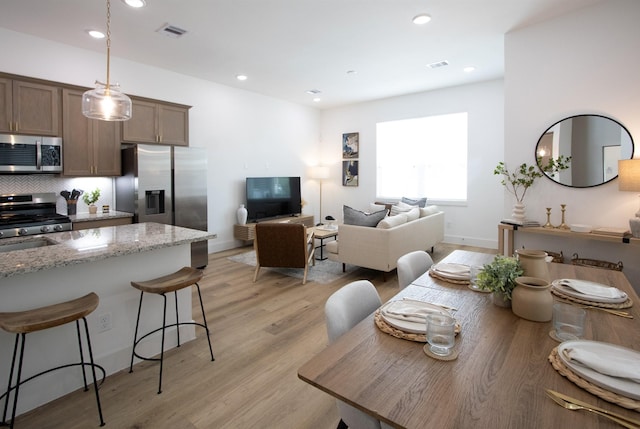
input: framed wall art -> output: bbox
[342,160,359,187]
[342,132,359,159]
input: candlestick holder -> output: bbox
[543,208,554,228]
[558,204,570,230]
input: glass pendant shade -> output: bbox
[82,82,132,121]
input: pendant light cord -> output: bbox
[105,0,112,92]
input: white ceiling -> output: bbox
[0,0,603,109]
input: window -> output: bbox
[376,112,468,202]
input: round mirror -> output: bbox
[536,114,634,188]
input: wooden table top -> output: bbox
[298,250,640,428]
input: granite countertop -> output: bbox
[69,210,134,223]
[0,222,216,278]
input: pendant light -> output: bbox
[82,0,132,121]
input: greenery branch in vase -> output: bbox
[476,255,523,307]
[83,188,101,214]
[494,155,570,222]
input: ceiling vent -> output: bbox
[306,89,322,95]
[427,60,449,69]
[156,24,188,39]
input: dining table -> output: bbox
[298,250,640,428]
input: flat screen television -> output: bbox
[246,176,302,222]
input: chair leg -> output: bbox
[253,264,260,282]
[158,294,168,394]
[195,283,215,361]
[7,334,26,429]
[75,320,89,391]
[337,419,349,429]
[129,291,144,373]
[80,317,105,426]
[1,334,19,425]
[174,291,181,347]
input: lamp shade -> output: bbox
[82,83,132,121]
[618,159,640,192]
[309,166,330,180]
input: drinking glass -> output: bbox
[469,265,483,289]
[553,303,586,341]
[426,314,456,356]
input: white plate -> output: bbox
[551,280,628,304]
[558,340,640,400]
[379,300,450,334]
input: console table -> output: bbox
[498,223,640,256]
[234,214,314,241]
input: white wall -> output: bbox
[504,0,640,292]
[0,28,321,252]
[320,79,504,248]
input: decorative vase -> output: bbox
[512,203,526,222]
[89,204,98,214]
[237,204,248,225]
[512,277,553,322]
[492,291,511,308]
[515,249,549,282]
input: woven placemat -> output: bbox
[374,310,461,343]
[551,287,633,309]
[423,343,459,361]
[428,269,470,285]
[548,347,640,411]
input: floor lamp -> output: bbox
[618,159,640,237]
[310,166,330,225]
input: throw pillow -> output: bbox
[420,205,439,217]
[401,196,428,208]
[343,205,387,227]
[369,203,389,215]
[377,214,408,229]
[405,207,420,222]
[390,201,417,216]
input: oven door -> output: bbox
[0,135,62,173]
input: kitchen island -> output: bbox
[0,222,215,416]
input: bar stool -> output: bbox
[129,266,214,394]
[0,293,105,428]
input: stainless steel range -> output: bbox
[0,193,72,238]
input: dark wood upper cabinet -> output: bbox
[0,77,61,136]
[122,99,190,146]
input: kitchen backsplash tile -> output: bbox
[0,176,114,215]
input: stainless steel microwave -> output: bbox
[0,134,63,173]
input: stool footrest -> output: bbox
[131,321,213,364]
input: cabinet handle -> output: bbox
[14,122,18,132]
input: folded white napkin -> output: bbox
[381,300,447,324]
[557,279,625,299]
[433,263,470,275]
[563,347,640,384]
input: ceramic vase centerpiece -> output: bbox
[475,255,523,308]
[237,204,248,225]
[515,249,549,282]
[512,276,553,322]
[83,188,101,215]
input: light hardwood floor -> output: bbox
[12,243,494,429]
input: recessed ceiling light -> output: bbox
[464,66,476,73]
[87,30,105,39]
[313,98,321,103]
[122,0,146,8]
[236,75,248,81]
[412,14,431,25]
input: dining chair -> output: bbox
[325,280,388,429]
[253,222,315,284]
[397,250,434,289]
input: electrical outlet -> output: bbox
[97,313,112,333]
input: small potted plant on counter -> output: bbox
[476,255,523,308]
[83,188,101,214]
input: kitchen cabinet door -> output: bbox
[122,99,189,146]
[0,78,61,136]
[62,89,120,176]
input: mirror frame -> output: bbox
[536,114,634,188]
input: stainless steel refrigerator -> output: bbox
[116,144,209,268]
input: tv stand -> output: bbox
[234,214,314,242]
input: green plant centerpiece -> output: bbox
[83,188,101,214]
[476,255,524,307]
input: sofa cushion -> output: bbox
[326,240,339,254]
[390,201,417,216]
[401,196,428,207]
[343,205,387,227]
[377,213,408,229]
[405,207,420,222]
[369,203,389,215]
[420,205,440,217]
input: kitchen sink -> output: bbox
[0,238,58,253]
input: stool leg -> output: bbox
[129,291,144,373]
[75,320,89,391]
[1,334,20,427]
[158,293,168,394]
[8,334,26,429]
[174,291,181,347]
[81,317,105,426]
[195,282,215,361]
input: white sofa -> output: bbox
[325,206,444,274]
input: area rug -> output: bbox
[228,250,347,284]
